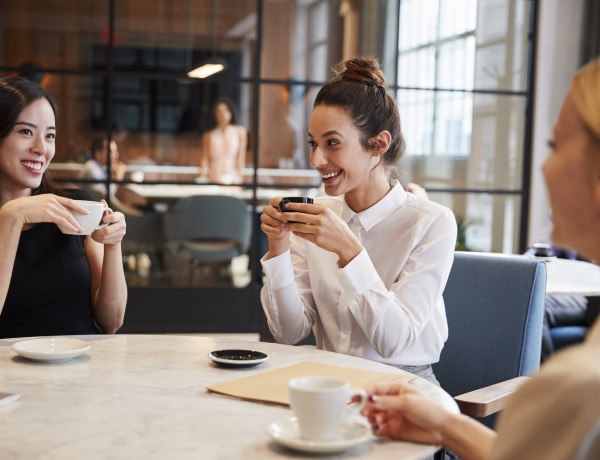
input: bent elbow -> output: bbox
[106,318,124,334]
[97,313,125,334]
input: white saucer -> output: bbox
[12,337,91,362]
[527,254,557,262]
[266,415,372,454]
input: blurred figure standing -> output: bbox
[200,98,247,184]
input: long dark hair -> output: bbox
[205,97,239,131]
[0,76,65,196]
[314,57,405,167]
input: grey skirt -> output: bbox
[395,364,440,386]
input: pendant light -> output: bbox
[187,0,226,79]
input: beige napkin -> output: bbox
[206,361,414,406]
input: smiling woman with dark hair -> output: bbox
[0,76,128,338]
[259,57,457,384]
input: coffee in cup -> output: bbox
[58,200,111,235]
[288,376,367,442]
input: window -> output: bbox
[396,0,534,253]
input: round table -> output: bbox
[0,334,457,459]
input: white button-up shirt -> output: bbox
[261,182,457,366]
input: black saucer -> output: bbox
[208,349,269,368]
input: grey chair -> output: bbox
[122,211,166,281]
[162,195,252,285]
[433,251,547,429]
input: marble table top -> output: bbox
[0,334,457,460]
[543,257,600,296]
[464,251,600,296]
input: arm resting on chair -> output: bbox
[454,376,530,418]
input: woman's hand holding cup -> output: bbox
[58,200,112,235]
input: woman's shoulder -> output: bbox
[405,192,453,214]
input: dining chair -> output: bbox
[162,194,252,285]
[433,251,547,429]
[122,211,166,280]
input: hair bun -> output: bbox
[335,57,387,89]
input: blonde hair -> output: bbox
[570,57,600,140]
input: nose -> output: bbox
[310,147,327,168]
[32,134,47,155]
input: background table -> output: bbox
[543,257,600,296]
[0,335,457,459]
[465,252,600,296]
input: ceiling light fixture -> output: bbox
[187,57,226,79]
[187,0,226,79]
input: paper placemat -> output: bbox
[206,360,414,406]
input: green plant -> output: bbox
[455,215,470,251]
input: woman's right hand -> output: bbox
[1,194,88,234]
[260,198,291,258]
[361,382,450,446]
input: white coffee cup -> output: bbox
[59,200,111,235]
[288,376,367,442]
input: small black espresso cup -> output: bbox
[279,196,314,212]
[531,242,551,258]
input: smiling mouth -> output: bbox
[321,170,341,179]
[21,160,42,171]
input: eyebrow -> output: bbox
[15,121,56,131]
[307,129,343,139]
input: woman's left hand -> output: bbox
[90,202,126,246]
[282,201,363,266]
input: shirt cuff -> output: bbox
[337,248,379,296]
[261,250,296,289]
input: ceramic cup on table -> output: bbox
[58,200,111,235]
[288,376,367,442]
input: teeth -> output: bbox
[322,171,340,179]
[22,161,42,171]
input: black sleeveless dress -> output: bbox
[0,190,102,338]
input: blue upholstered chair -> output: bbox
[433,251,547,429]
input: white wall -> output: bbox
[528,0,585,244]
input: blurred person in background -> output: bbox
[80,137,148,213]
[199,98,247,184]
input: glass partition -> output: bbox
[0,0,537,319]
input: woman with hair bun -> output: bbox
[260,57,457,383]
